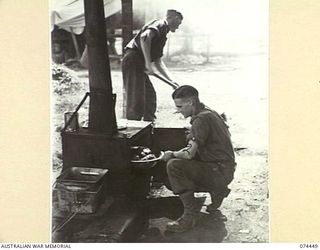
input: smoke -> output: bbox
[133,0,268,54]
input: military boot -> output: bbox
[166,192,201,233]
[206,188,231,213]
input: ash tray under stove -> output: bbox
[56,167,108,184]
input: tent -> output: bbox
[50,0,121,34]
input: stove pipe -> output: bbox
[84,0,117,135]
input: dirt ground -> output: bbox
[52,53,269,242]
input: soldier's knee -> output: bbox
[167,158,183,174]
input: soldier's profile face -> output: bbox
[168,16,182,32]
[174,98,192,118]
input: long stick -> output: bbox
[151,73,179,89]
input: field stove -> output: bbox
[61,117,155,198]
[58,120,186,216]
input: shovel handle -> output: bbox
[151,73,179,89]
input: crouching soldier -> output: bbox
[161,85,236,233]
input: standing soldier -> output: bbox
[122,9,183,121]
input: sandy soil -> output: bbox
[52,53,269,242]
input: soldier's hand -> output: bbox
[172,81,179,89]
[145,68,154,75]
[145,63,155,75]
[161,150,175,162]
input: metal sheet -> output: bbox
[57,167,108,184]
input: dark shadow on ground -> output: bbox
[52,193,228,243]
[52,196,146,243]
[137,196,228,243]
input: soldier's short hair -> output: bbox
[172,85,199,99]
[166,9,183,20]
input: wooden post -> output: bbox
[84,0,117,135]
[121,0,133,54]
[70,28,81,60]
[206,35,210,63]
[121,0,133,118]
